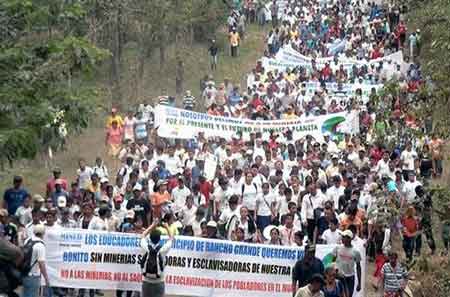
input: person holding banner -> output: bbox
[140,219,174,297]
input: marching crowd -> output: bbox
[1,1,449,297]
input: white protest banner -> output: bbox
[153,105,358,140]
[268,44,405,74]
[45,229,366,297]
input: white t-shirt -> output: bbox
[241,183,259,211]
[326,186,345,208]
[321,229,342,244]
[256,192,276,216]
[213,187,233,213]
[400,150,417,171]
[15,206,32,226]
[403,180,421,204]
[180,205,197,227]
[171,186,191,213]
[77,166,94,190]
[27,237,46,276]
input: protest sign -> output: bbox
[153,105,358,140]
[45,229,366,297]
[266,44,405,75]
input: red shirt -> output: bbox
[199,181,213,203]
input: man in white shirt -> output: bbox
[212,178,233,218]
[171,177,191,215]
[22,224,50,297]
[375,151,391,177]
[400,142,417,180]
[301,183,325,241]
[321,218,341,244]
[326,176,345,208]
[180,196,197,227]
[76,158,93,190]
[402,172,421,205]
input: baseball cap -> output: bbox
[55,179,63,185]
[33,194,45,203]
[206,221,217,228]
[133,183,143,191]
[100,177,109,184]
[341,229,353,238]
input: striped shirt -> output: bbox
[381,262,408,292]
[183,95,196,109]
[158,96,169,106]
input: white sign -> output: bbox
[153,105,359,140]
[45,229,366,297]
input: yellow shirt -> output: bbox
[229,32,240,47]
[157,224,179,236]
[106,115,124,128]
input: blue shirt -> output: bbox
[3,188,28,215]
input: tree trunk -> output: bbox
[109,9,122,107]
[159,31,166,67]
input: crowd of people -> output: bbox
[1,1,449,297]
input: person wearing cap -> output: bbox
[229,27,240,57]
[293,244,325,297]
[106,107,124,128]
[332,229,362,296]
[3,175,29,216]
[46,167,68,198]
[151,180,170,220]
[111,195,127,224]
[22,224,50,297]
[294,273,325,297]
[50,179,69,208]
[126,183,151,227]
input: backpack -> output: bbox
[21,239,44,277]
[140,244,164,278]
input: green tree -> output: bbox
[0,0,108,168]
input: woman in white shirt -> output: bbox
[241,172,259,218]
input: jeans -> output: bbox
[22,275,41,297]
[343,275,355,297]
[231,46,238,57]
[403,235,415,260]
[142,282,164,297]
[256,215,271,232]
